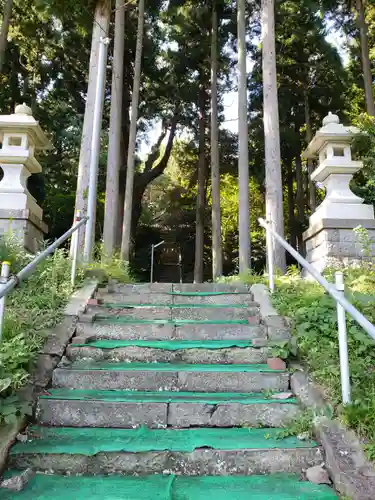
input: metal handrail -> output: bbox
[150,240,165,283]
[259,216,375,404]
[0,215,88,340]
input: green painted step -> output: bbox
[64,362,283,372]
[108,302,254,308]
[168,291,247,296]
[40,389,297,404]
[0,473,338,499]
[94,317,250,324]
[72,339,257,350]
[11,426,318,456]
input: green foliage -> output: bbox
[89,253,134,284]
[0,237,78,425]
[216,270,266,286]
[276,410,314,440]
[272,267,375,454]
[0,394,32,426]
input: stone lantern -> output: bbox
[0,104,50,252]
[302,112,375,272]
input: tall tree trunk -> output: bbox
[356,0,375,116]
[261,0,286,272]
[287,162,297,249]
[0,0,13,74]
[210,0,223,281]
[194,84,207,283]
[121,0,145,261]
[237,0,251,273]
[72,0,110,255]
[116,24,131,250]
[103,0,125,259]
[304,92,316,212]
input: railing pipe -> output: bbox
[150,240,164,283]
[0,261,10,341]
[335,271,351,404]
[71,210,82,287]
[259,217,375,341]
[0,217,88,301]
[266,214,275,293]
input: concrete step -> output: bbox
[66,339,268,364]
[173,283,250,293]
[98,292,255,306]
[10,426,323,476]
[87,304,259,322]
[52,362,289,392]
[0,472,339,499]
[106,282,251,294]
[98,293,174,305]
[36,389,300,428]
[75,321,266,341]
[107,283,173,294]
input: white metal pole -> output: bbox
[266,214,275,293]
[83,37,110,264]
[71,210,81,287]
[237,0,251,273]
[335,271,351,404]
[150,244,154,283]
[0,261,10,342]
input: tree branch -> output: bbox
[144,126,168,172]
[139,114,178,185]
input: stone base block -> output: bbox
[0,209,48,253]
[303,218,375,273]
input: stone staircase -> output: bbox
[3,283,338,499]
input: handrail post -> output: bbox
[0,261,10,341]
[150,240,165,284]
[150,244,154,283]
[266,215,275,293]
[335,271,351,404]
[71,210,81,287]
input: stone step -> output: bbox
[0,472,339,499]
[66,339,268,364]
[87,304,259,322]
[107,283,173,294]
[36,389,300,428]
[76,321,266,341]
[52,362,289,392]
[10,426,323,476]
[106,282,250,294]
[173,283,250,293]
[98,292,255,306]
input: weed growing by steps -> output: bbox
[0,238,80,425]
[89,249,134,283]
[276,410,314,440]
[272,268,375,455]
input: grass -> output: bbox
[0,236,82,424]
[272,267,375,456]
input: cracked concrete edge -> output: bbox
[34,279,99,389]
[250,284,291,341]
[64,279,99,317]
[291,367,375,500]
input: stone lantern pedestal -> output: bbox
[0,104,50,252]
[302,112,375,272]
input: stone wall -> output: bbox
[303,219,375,273]
[0,209,48,253]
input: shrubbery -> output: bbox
[273,267,375,457]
